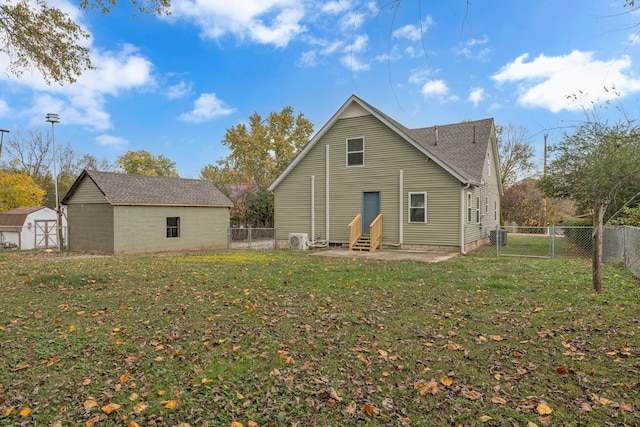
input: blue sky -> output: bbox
[1,0,640,177]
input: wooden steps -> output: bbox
[351,235,372,251]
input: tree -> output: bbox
[496,123,537,188]
[0,171,45,211]
[201,106,313,227]
[540,119,640,292]
[0,0,170,85]
[502,178,575,227]
[116,150,178,177]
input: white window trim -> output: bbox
[476,196,481,223]
[346,137,365,167]
[467,192,472,223]
[408,192,427,223]
[485,196,489,214]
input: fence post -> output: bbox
[496,225,500,257]
[623,225,627,270]
[248,226,252,249]
[274,227,277,250]
[550,225,555,258]
[227,227,231,250]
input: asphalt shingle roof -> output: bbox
[354,96,493,184]
[62,170,233,207]
[0,206,46,231]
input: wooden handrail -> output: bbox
[369,214,383,252]
[349,213,362,249]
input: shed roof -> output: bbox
[62,170,233,207]
[0,206,47,231]
[269,95,498,191]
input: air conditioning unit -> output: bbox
[288,233,309,250]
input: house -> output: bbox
[268,95,503,254]
[61,170,233,254]
[0,206,63,250]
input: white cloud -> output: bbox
[170,0,306,48]
[408,69,431,85]
[166,81,192,99]
[468,88,485,107]
[0,43,155,130]
[340,34,370,71]
[321,1,344,14]
[392,18,433,42]
[492,50,640,112]
[0,99,10,117]
[96,134,129,149]
[179,93,235,123]
[421,80,450,97]
[456,35,490,61]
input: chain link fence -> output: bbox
[228,227,277,250]
[603,225,640,278]
[495,225,640,278]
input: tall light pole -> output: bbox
[0,129,9,161]
[45,113,62,250]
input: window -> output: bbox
[485,197,489,214]
[408,192,427,223]
[476,197,481,223]
[346,137,364,166]
[467,193,472,222]
[166,217,180,238]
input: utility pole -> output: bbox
[543,133,548,228]
[45,113,62,250]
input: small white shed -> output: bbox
[0,206,63,250]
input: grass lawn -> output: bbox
[0,248,638,426]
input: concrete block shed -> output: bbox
[62,170,233,255]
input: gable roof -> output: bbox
[62,170,233,207]
[269,95,497,191]
[0,206,47,230]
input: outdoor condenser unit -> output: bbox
[288,233,309,250]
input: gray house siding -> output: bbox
[113,206,229,255]
[274,114,463,248]
[66,203,115,253]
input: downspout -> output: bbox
[311,175,315,241]
[399,170,404,247]
[461,183,471,255]
[326,145,330,243]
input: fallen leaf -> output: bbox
[536,404,552,415]
[161,400,177,409]
[18,408,31,417]
[362,404,375,416]
[86,415,100,427]
[537,415,553,426]
[69,325,76,332]
[2,409,15,416]
[479,415,493,422]
[555,366,568,375]
[491,396,507,405]
[440,376,453,387]
[527,422,538,427]
[329,388,343,402]
[326,398,336,407]
[377,349,388,358]
[14,362,29,371]
[344,401,357,416]
[489,335,503,341]
[462,390,482,400]
[447,342,465,351]
[202,377,214,383]
[128,423,141,427]
[120,373,129,384]
[82,378,92,386]
[129,393,139,401]
[230,422,243,427]
[419,381,439,395]
[133,402,148,414]
[247,421,258,427]
[620,402,633,412]
[101,403,120,414]
[83,398,98,409]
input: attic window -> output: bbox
[166,217,180,238]
[346,137,364,167]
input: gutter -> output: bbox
[460,183,471,255]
